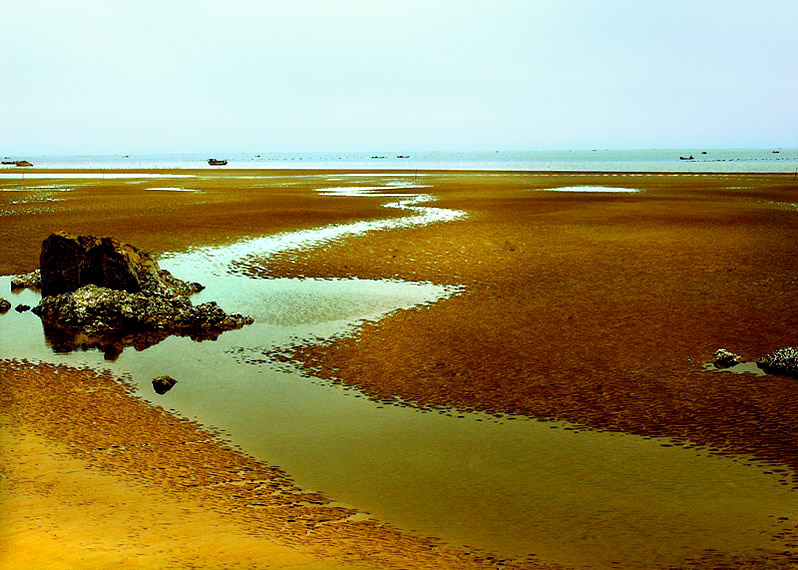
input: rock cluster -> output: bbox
[756,347,798,377]
[25,232,253,353]
[0,298,10,314]
[33,284,252,339]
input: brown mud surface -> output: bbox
[251,172,798,480]
[0,169,405,275]
[0,360,548,570]
[3,169,798,568]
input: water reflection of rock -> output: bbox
[41,318,236,361]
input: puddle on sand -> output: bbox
[1,184,796,568]
[704,361,767,376]
[533,186,641,193]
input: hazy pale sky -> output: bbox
[2,0,796,153]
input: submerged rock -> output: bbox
[10,268,41,291]
[0,298,11,314]
[756,347,798,377]
[713,348,741,368]
[152,375,177,395]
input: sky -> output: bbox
[1,0,796,153]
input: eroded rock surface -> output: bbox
[0,298,11,314]
[39,232,202,297]
[757,347,798,377]
[33,284,252,338]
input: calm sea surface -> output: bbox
[2,149,797,172]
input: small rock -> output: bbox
[152,375,177,395]
[757,347,798,377]
[10,268,41,291]
[15,304,31,313]
[0,298,10,314]
[714,348,741,368]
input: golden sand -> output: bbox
[0,360,546,569]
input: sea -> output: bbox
[2,149,797,173]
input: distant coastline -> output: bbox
[1,149,797,173]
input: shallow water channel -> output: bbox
[2,181,797,568]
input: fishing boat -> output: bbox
[679,155,694,160]
[207,158,228,166]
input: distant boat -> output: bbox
[773,150,780,154]
[1,160,15,165]
[701,151,707,154]
[371,156,386,159]
[207,158,227,166]
[15,160,33,167]
[679,155,694,160]
[396,155,409,159]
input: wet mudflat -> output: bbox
[2,171,798,568]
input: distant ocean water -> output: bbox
[2,149,797,173]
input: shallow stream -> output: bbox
[1,177,796,568]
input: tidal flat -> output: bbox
[1,170,797,569]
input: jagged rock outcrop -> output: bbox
[10,269,41,291]
[33,284,252,338]
[30,232,252,354]
[152,375,177,394]
[756,347,798,377]
[713,348,741,368]
[39,232,203,298]
[15,304,31,313]
[0,298,10,314]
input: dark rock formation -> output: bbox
[0,298,10,314]
[33,284,252,338]
[15,304,31,313]
[152,375,177,394]
[756,347,798,377]
[713,348,741,368]
[31,232,251,355]
[39,232,202,298]
[10,269,41,291]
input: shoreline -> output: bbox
[2,169,798,567]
